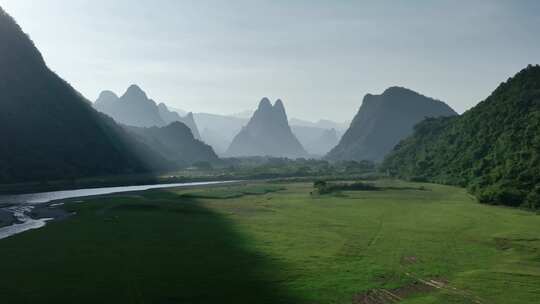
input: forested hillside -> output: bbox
[382,65,540,208]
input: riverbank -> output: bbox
[0,173,238,195]
[0,180,242,239]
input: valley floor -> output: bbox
[0,180,539,303]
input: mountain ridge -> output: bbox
[94,85,165,127]
[94,86,201,139]
[326,86,457,162]
[125,122,218,166]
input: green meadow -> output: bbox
[1,181,539,303]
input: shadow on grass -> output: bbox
[0,190,303,304]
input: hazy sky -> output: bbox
[2,0,539,121]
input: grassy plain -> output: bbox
[0,181,539,303]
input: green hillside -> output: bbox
[382,65,540,208]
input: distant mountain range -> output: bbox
[193,112,343,156]
[94,86,201,139]
[326,87,457,162]
[382,66,540,208]
[94,86,164,127]
[93,88,344,157]
[226,98,308,158]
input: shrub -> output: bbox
[313,181,377,195]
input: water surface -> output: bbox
[0,181,234,240]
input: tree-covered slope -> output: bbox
[326,87,457,162]
[382,65,540,208]
[0,7,169,183]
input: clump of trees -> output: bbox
[313,180,378,195]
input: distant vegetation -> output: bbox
[0,156,377,194]
[383,65,540,209]
[217,157,377,180]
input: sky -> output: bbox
[2,0,539,122]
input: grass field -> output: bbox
[0,180,539,303]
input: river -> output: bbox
[0,181,235,240]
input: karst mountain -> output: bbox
[226,98,307,158]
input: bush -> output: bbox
[477,186,526,207]
[313,180,327,189]
[409,176,428,183]
[525,187,540,209]
[313,181,377,195]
